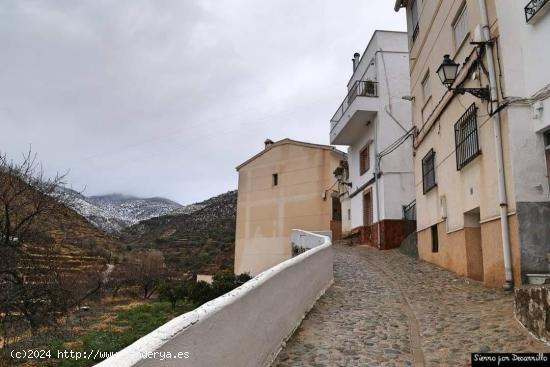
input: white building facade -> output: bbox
[495,0,550,278]
[330,31,415,249]
[393,0,550,287]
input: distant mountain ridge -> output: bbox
[60,189,184,234]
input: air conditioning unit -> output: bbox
[473,24,484,43]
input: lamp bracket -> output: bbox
[470,39,494,46]
[452,86,490,101]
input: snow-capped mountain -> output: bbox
[59,189,184,234]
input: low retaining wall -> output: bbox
[290,229,331,249]
[97,231,333,367]
[515,285,550,343]
[399,231,418,259]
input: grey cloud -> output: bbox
[0,0,405,204]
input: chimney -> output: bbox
[352,52,360,72]
[264,139,274,149]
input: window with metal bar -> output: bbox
[422,149,436,194]
[544,130,550,182]
[455,103,481,170]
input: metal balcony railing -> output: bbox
[402,200,416,221]
[331,80,378,124]
[525,0,549,22]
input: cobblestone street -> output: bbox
[272,244,550,367]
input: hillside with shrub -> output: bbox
[121,190,237,275]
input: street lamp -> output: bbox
[436,54,490,101]
[436,54,460,88]
[333,166,352,187]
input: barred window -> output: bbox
[455,103,481,170]
[422,149,436,194]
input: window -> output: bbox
[431,224,439,253]
[544,130,550,147]
[348,209,351,221]
[455,103,481,170]
[411,0,419,42]
[421,102,431,123]
[363,190,373,226]
[421,72,431,104]
[422,149,436,194]
[453,4,469,48]
[359,143,370,175]
[332,197,342,221]
[544,130,550,181]
[272,173,278,186]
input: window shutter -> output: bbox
[360,144,370,175]
[363,191,373,226]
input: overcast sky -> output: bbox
[0,0,405,205]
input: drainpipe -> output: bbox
[478,0,513,290]
[374,118,381,248]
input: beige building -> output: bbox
[234,139,346,275]
[394,0,550,288]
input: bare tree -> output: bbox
[0,149,74,343]
[126,250,166,299]
[58,267,104,309]
[0,150,71,247]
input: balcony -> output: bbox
[96,230,333,367]
[525,0,550,23]
[330,80,379,145]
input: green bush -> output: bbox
[157,281,187,309]
[46,301,194,367]
[190,281,215,305]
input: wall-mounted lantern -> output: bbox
[436,54,490,101]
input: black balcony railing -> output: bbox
[525,0,549,22]
[331,80,378,124]
[402,199,417,236]
[402,200,416,221]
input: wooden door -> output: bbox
[363,190,373,226]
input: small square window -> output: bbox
[272,173,278,186]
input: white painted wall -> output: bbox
[290,229,331,249]
[96,231,333,367]
[496,0,550,202]
[344,31,414,229]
